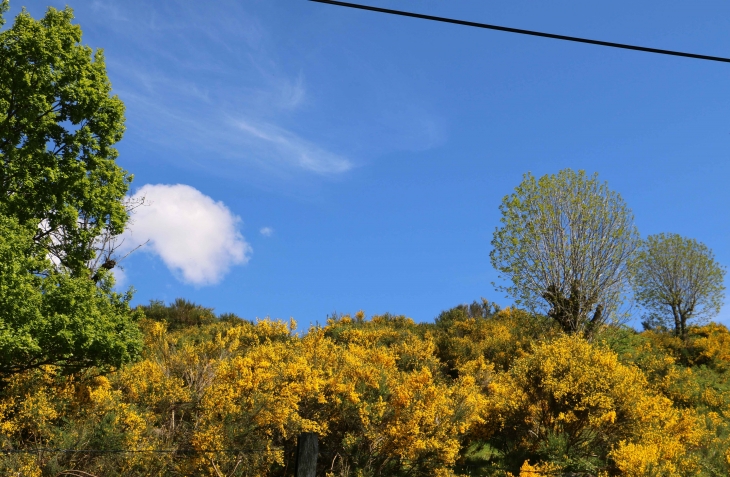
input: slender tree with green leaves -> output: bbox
[632,233,726,338]
[0,1,130,277]
[490,169,639,337]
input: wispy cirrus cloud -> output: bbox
[91,1,128,22]
[278,73,306,110]
[83,0,350,180]
[75,0,444,184]
[235,120,352,175]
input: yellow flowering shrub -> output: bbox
[628,341,701,407]
[298,317,487,476]
[434,304,560,376]
[0,367,70,445]
[2,303,730,476]
[0,367,69,476]
[517,459,563,476]
[480,334,707,475]
[690,323,730,371]
[640,324,730,372]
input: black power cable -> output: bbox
[309,0,730,64]
[0,448,282,454]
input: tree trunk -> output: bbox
[671,306,682,337]
[295,432,318,477]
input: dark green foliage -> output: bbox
[434,300,559,376]
[138,298,217,331]
[533,429,604,474]
[433,298,501,330]
[218,312,246,323]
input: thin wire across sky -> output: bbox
[309,0,730,64]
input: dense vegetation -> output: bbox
[2,301,730,476]
[1,3,729,476]
[0,2,143,380]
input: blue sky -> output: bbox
[10,0,730,328]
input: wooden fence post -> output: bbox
[295,432,318,477]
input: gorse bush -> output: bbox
[482,335,705,475]
[2,302,730,476]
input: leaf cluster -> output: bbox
[0,214,142,379]
[0,2,130,275]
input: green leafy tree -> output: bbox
[490,169,639,337]
[0,1,130,276]
[0,3,142,378]
[0,214,142,377]
[632,233,726,339]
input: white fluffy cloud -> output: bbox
[123,184,252,285]
[259,227,274,237]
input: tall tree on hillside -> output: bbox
[632,233,726,338]
[490,169,639,337]
[0,2,142,378]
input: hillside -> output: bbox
[2,299,730,476]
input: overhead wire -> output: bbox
[0,448,282,454]
[309,0,730,64]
